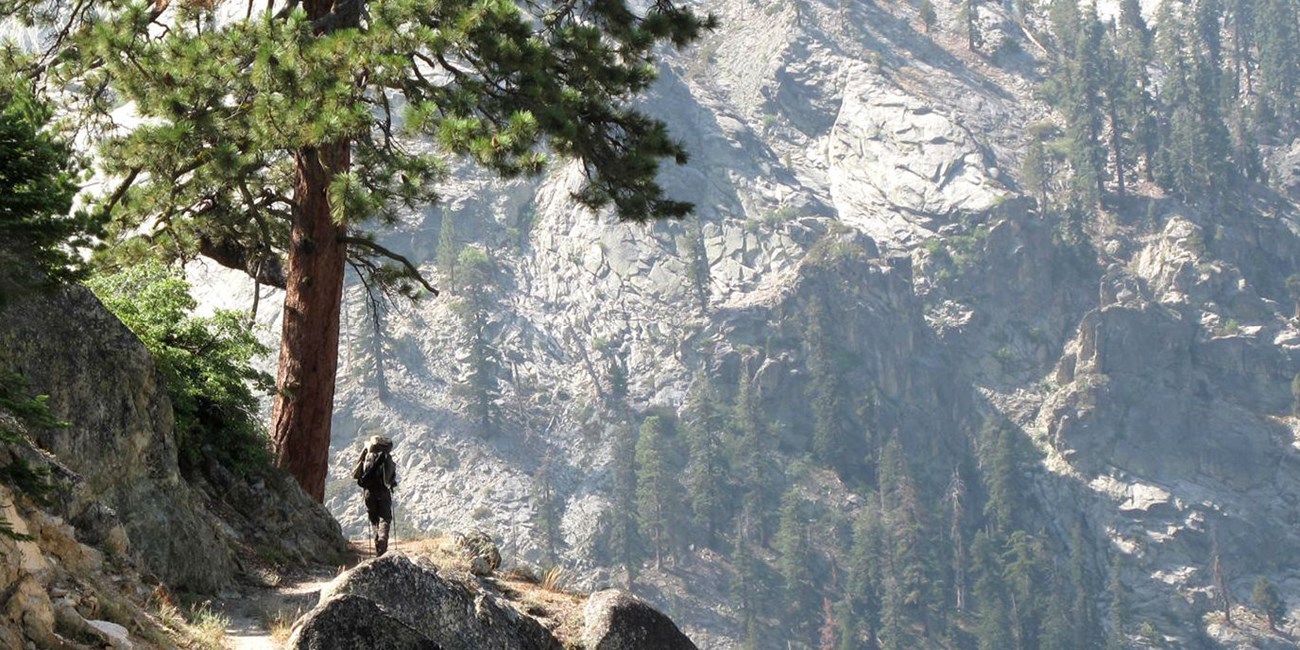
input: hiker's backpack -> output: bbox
[357,449,390,491]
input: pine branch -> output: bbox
[339,235,438,296]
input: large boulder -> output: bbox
[290,595,441,650]
[582,590,698,650]
[291,554,560,650]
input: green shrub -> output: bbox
[87,261,272,475]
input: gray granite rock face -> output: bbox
[0,286,347,591]
[0,286,236,591]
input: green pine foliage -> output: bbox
[1253,576,1285,630]
[682,372,730,548]
[87,262,274,475]
[0,76,97,298]
[450,247,500,437]
[730,532,765,650]
[775,488,817,630]
[0,74,95,539]
[805,295,851,476]
[683,217,711,311]
[919,0,937,34]
[729,362,778,544]
[33,0,716,287]
[645,351,1118,648]
[609,421,641,590]
[635,415,686,570]
[532,449,563,564]
[1038,0,1298,205]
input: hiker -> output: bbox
[352,435,398,556]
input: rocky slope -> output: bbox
[0,284,350,648]
[174,0,1300,647]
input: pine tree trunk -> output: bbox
[271,143,349,502]
[1108,97,1127,198]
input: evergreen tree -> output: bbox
[453,247,500,437]
[682,371,730,547]
[806,294,850,474]
[1067,5,1109,203]
[1106,553,1131,650]
[980,421,1020,537]
[1100,23,1133,197]
[1252,576,1284,631]
[776,488,817,630]
[1118,0,1152,52]
[1068,521,1103,648]
[1002,531,1047,649]
[920,0,937,34]
[878,438,930,646]
[1021,135,1053,211]
[0,77,95,298]
[32,0,715,500]
[533,449,563,564]
[683,217,711,311]
[962,0,982,50]
[730,359,777,544]
[843,502,886,648]
[944,469,967,612]
[972,531,1014,650]
[1154,0,1234,201]
[0,76,98,537]
[834,594,859,650]
[1117,0,1159,181]
[1041,566,1075,650]
[635,415,686,570]
[610,422,640,590]
[1255,0,1300,137]
[818,596,839,650]
[731,527,764,650]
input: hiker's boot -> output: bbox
[376,520,390,556]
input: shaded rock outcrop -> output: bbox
[290,554,696,650]
[0,286,235,591]
[582,590,697,650]
[294,554,559,650]
[0,286,348,594]
[291,595,441,650]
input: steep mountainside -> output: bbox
[185,0,1300,647]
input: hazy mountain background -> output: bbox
[181,0,1300,646]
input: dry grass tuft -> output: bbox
[539,566,567,593]
[185,602,230,650]
[395,537,588,645]
[263,606,302,646]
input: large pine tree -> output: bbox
[19,0,714,499]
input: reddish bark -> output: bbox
[271,142,349,502]
[270,0,354,502]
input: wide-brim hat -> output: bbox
[367,435,393,451]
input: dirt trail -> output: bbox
[217,543,372,650]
